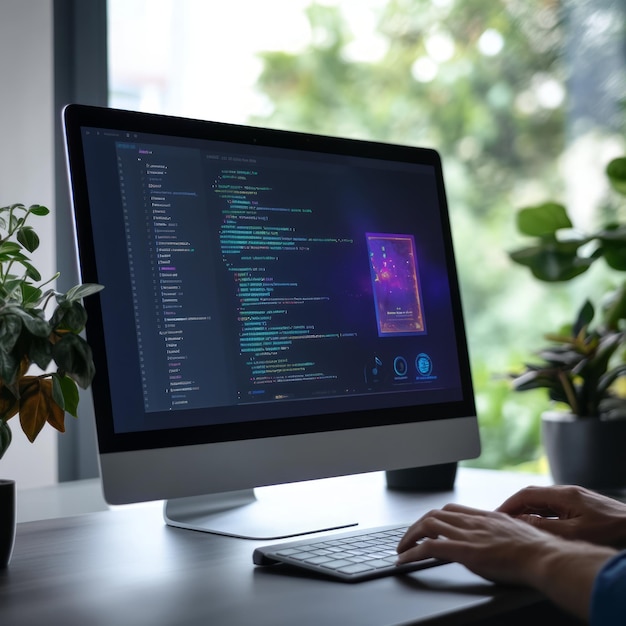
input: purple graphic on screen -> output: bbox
[366,233,426,336]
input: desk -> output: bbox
[2,469,575,626]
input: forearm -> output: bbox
[525,542,617,622]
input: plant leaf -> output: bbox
[17,377,49,442]
[0,348,19,386]
[2,277,25,299]
[0,419,11,460]
[509,240,592,281]
[20,283,43,307]
[50,301,88,332]
[8,306,50,337]
[597,226,626,271]
[9,214,20,233]
[18,377,66,441]
[51,374,65,411]
[51,333,95,388]
[26,334,53,370]
[516,203,572,237]
[606,157,626,196]
[0,385,19,421]
[597,364,626,398]
[0,242,23,255]
[27,204,50,217]
[7,252,28,264]
[16,225,40,253]
[572,300,594,337]
[64,283,104,302]
[579,333,623,383]
[21,260,41,282]
[54,374,79,418]
[0,312,23,352]
[511,368,563,392]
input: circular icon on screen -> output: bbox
[415,353,433,377]
[393,356,408,377]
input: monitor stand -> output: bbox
[163,487,358,540]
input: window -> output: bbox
[108,0,626,471]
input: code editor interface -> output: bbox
[82,128,463,431]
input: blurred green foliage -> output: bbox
[250,0,624,471]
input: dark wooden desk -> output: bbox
[2,469,573,626]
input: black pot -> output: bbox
[386,462,458,492]
[0,479,15,568]
[542,412,626,491]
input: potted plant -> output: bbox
[508,156,626,490]
[0,203,102,568]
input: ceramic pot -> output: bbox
[542,412,626,491]
[0,479,16,568]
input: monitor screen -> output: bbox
[63,104,480,538]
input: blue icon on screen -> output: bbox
[393,356,408,377]
[415,353,433,377]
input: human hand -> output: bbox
[396,503,617,622]
[396,503,562,586]
[497,485,626,548]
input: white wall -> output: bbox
[0,0,57,488]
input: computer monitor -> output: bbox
[63,104,480,539]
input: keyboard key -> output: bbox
[336,563,376,574]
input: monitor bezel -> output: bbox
[63,104,478,468]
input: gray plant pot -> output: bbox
[0,479,15,568]
[542,412,626,491]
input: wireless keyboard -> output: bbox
[253,524,446,582]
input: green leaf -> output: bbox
[572,300,594,337]
[511,368,564,393]
[0,251,29,264]
[50,301,88,332]
[28,204,50,217]
[598,226,626,271]
[586,333,623,379]
[21,261,41,282]
[606,157,626,196]
[51,333,95,389]
[0,312,23,352]
[602,243,626,271]
[64,283,104,302]
[26,334,53,370]
[3,277,25,298]
[16,226,40,253]
[597,364,626,398]
[21,283,43,307]
[0,241,23,256]
[53,374,80,417]
[9,307,50,337]
[509,240,593,281]
[0,348,19,386]
[51,374,65,411]
[516,203,572,237]
[9,214,21,232]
